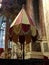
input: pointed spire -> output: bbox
[22,4,25,9]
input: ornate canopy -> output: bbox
[9,7,38,43]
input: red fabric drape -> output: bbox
[22,24,30,32]
[0,48,4,56]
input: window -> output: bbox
[0,22,6,48]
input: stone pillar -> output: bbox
[26,0,34,21]
[42,0,49,52]
[39,0,46,40]
[39,0,47,59]
[39,0,49,42]
[5,13,10,59]
[39,0,49,61]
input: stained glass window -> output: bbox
[0,16,6,48]
[0,22,6,48]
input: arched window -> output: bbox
[0,16,6,48]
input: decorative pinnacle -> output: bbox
[22,4,25,9]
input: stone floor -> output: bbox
[0,59,49,65]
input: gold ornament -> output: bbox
[13,24,21,35]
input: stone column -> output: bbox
[39,0,49,41]
[39,0,47,59]
[39,0,49,61]
[5,13,10,59]
[39,0,46,40]
[26,0,34,21]
[42,0,49,52]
